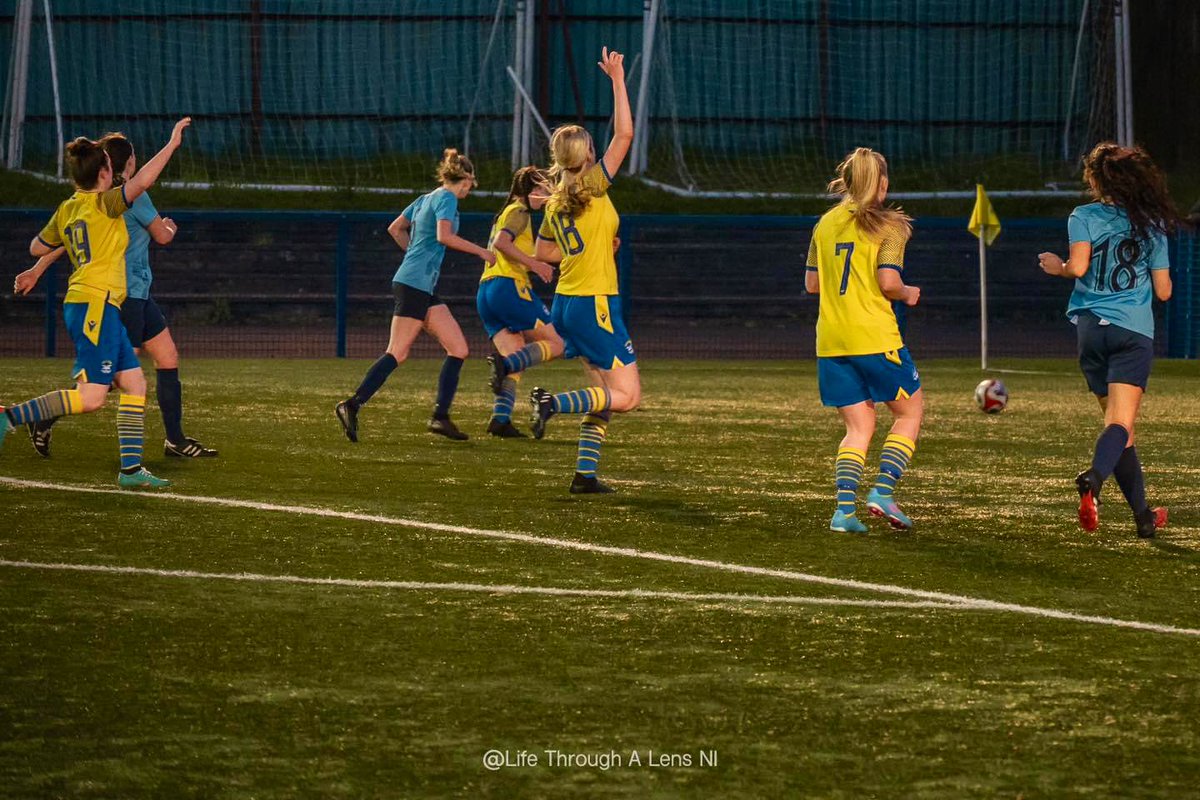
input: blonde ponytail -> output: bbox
[827,147,912,242]
[547,125,596,216]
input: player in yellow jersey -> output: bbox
[805,148,923,532]
[526,47,637,494]
[479,166,565,437]
[0,118,191,488]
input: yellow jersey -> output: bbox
[38,187,131,307]
[481,201,535,289]
[808,204,907,357]
[538,163,618,296]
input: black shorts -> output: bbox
[1076,311,1154,396]
[392,282,444,320]
[120,296,169,348]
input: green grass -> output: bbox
[2,357,1200,798]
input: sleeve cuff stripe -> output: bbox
[599,159,614,183]
[500,228,518,240]
[877,264,903,272]
[804,267,818,272]
[36,235,58,249]
[121,185,131,207]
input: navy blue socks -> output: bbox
[352,353,398,407]
[433,356,465,419]
[156,368,185,444]
[1090,423,1129,483]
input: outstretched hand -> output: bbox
[597,47,625,82]
[169,117,192,149]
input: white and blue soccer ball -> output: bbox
[974,378,1009,414]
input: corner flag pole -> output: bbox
[978,226,988,370]
[968,184,1001,371]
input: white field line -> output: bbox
[0,560,962,610]
[3,476,1199,638]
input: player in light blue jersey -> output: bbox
[336,149,495,442]
[1038,143,1184,538]
[13,133,216,459]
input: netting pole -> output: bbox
[1119,0,1133,145]
[1062,0,1090,161]
[4,0,34,170]
[519,0,535,164]
[464,0,508,158]
[335,218,349,358]
[629,0,659,175]
[40,0,62,177]
[43,262,57,357]
[510,0,526,169]
[979,228,989,370]
[1113,0,1133,146]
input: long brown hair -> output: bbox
[1083,143,1184,241]
[436,148,475,184]
[494,165,547,227]
[827,147,912,242]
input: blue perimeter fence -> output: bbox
[1,209,1197,362]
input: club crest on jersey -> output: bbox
[100,360,113,374]
[625,340,634,355]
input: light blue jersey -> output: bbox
[124,191,159,300]
[392,187,459,293]
[1066,202,1169,340]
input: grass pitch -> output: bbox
[2,357,1199,798]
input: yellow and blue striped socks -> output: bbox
[117,394,146,473]
[492,372,521,424]
[502,340,554,375]
[552,386,611,415]
[3,389,83,426]
[874,433,916,498]
[835,446,867,516]
[575,411,610,476]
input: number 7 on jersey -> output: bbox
[835,241,855,295]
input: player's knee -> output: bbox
[448,343,469,360]
[79,393,106,413]
[387,346,409,364]
[155,353,179,370]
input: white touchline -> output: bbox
[0,560,963,610]
[3,476,1199,638]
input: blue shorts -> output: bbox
[120,295,169,348]
[818,347,921,408]
[551,294,637,369]
[1076,311,1153,396]
[476,277,551,338]
[63,302,140,385]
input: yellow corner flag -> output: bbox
[968,184,1001,246]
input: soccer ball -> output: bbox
[975,378,1009,414]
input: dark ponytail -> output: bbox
[493,165,547,227]
[65,137,109,189]
[1083,143,1185,241]
[99,132,135,186]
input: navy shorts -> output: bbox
[120,296,169,348]
[818,347,921,408]
[393,282,444,320]
[551,294,636,369]
[476,276,551,338]
[64,302,140,385]
[1076,311,1153,396]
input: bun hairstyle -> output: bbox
[1083,142,1184,241]
[548,124,596,217]
[437,148,476,184]
[65,137,111,190]
[827,147,912,242]
[98,133,135,186]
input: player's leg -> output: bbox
[423,303,470,441]
[137,300,216,459]
[569,363,617,494]
[486,280,562,391]
[336,289,425,442]
[865,350,923,530]
[530,296,638,439]
[106,315,169,489]
[487,328,528,437]
[830,400,876,533]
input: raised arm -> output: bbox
[14,248,66,295]
[1038,241,1091,279]
[598,47,633,180]
[122,117,191,204]
[437,219,495,265]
